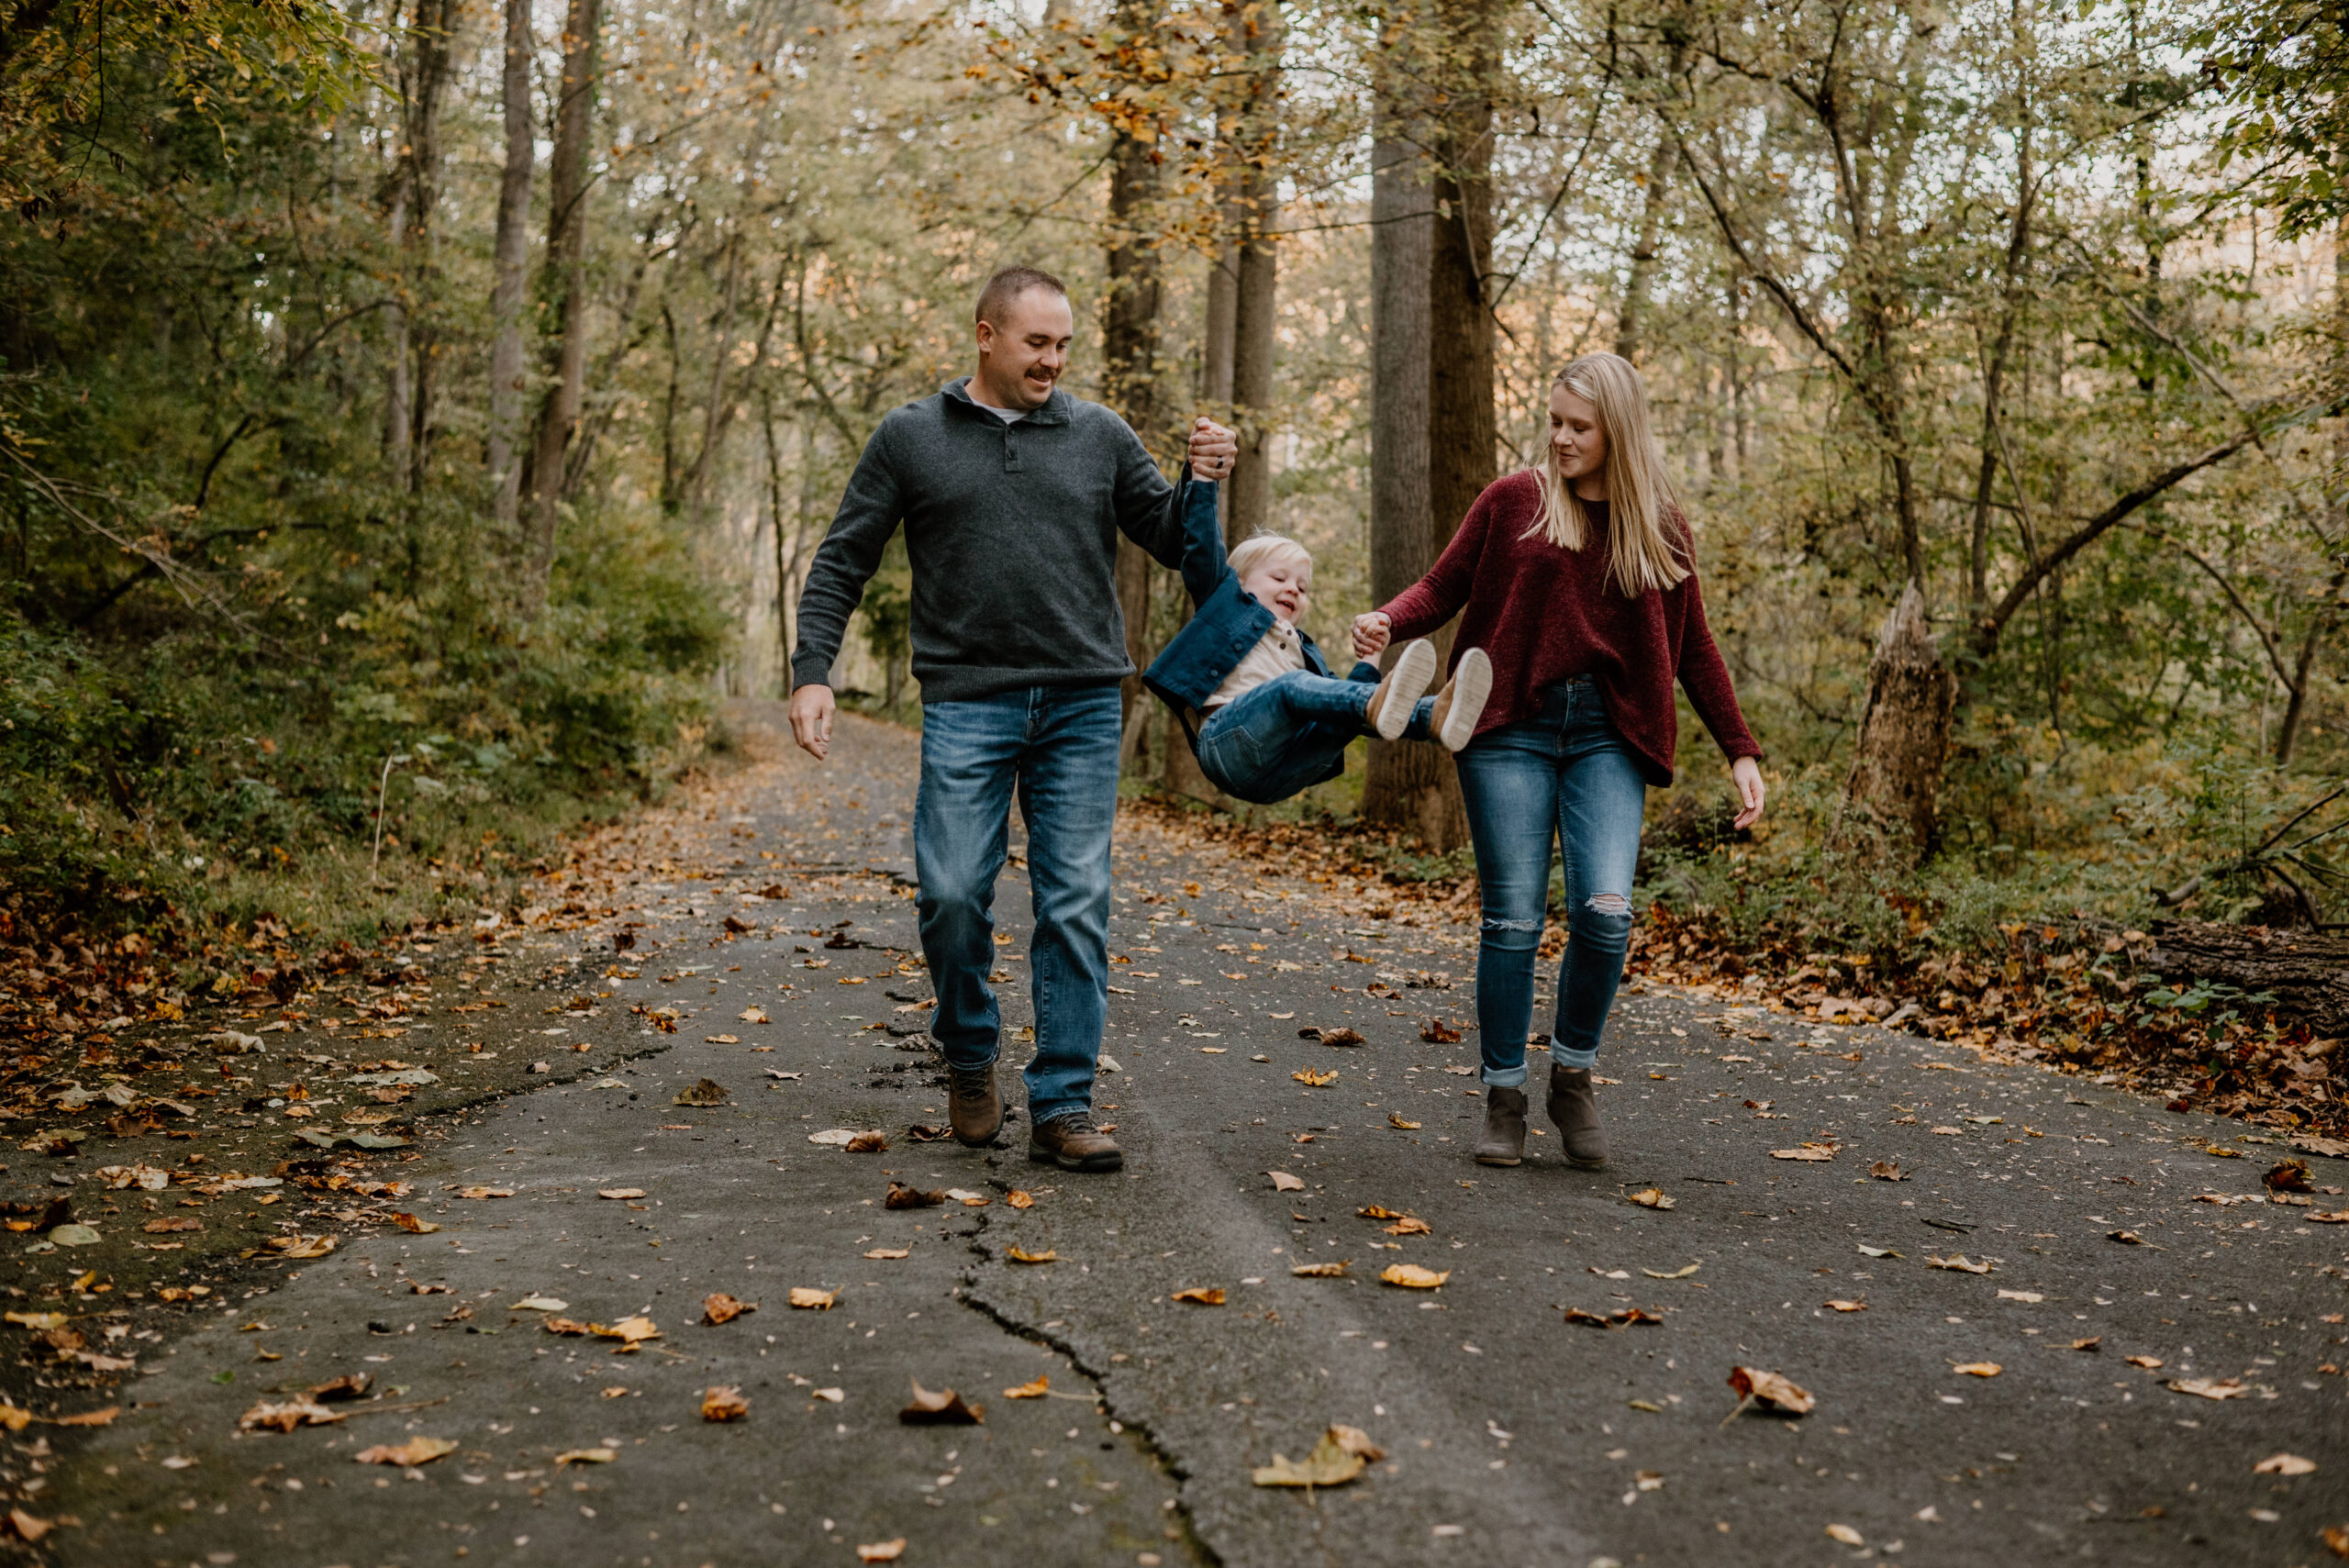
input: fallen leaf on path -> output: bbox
[2166,1377,2247,1400]
[863,1248,910,1261]
[266,1235,336,1260]
[2108,1229,2152,1246]
[1005,1375,1050,1398]
[1007,1190,1035,1209]
[905,1124,950,1142]
[2,1313,65,1331]
[1006,1247,1055,1264]
[812,1387,844,1403]
[739,1007,769,1025]
[1726,1366,1814,1416]
[1379,1263,1448,1289]
[1827,1524,1865,1546]
[807,1129,856,1146]
[1294,1069,1338,1087]
[2265,1159,2316,1194]
[2254,1452,2316,1475]
[1856,1244,1900,1259]
[1251,1425,1381,1487]
[2203,1145,2243,1158]
[1996,1289,2044,1303]
[512,1296,568,1312]
[601,1317,661,1350]
[1868,1161,1908,1182]
[1931,1126,1964,1137]
[1171,1286,1226,1306]
[2324,1523,2349,1557]
[353,1437,457,1467]
[945,1188,990,1207]
[900,1380,983,1425]
[2072,1337,2102,1351]
[702,1294,753,1326]
[1291,1261,1350,1277]
[1642,1263,1701,1280]
[49,1407,117,1428]
[2309,1210,2349,1223]
[541,1318,594,1336]
[672,1079,729,1106]
[847,1131,890,1153]
[309,1373,372,1402]
[4,1508,50,1542]
[95,1163,168,1191]
[451,1186,514,1200]
[1953,1362,2002,1377]
[1770,1146,1834,1162]
[1384,1216,1432,1236]
[1301,1027,1365,1047]
[1824,1300,1866,1313]
[1926,1255,1993,1273]
[1268,1171,1306,1192]
[885,1183,944,1210]
[1419,1019,1461,1044]
[598,1188,647,1201]
[856,1540,906,1563]
[703,1034,740,1045]
[238,1398,341,1433]
[701,1386,749,1422]
[1625,1187,1675,1210]
[554,1448,616,1465]
[1387,1112,1421,1129]
[390,1212,439,1233]
[1357,1205,1406,1219]
[788,1288,837,1310]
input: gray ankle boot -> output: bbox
[1473,1085,1529,1167]
[1547,1063,1609,1170]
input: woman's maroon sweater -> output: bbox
[1377,470,1760,786]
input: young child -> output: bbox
[1143,474,1491,805]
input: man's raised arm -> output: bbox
[788,424,902,760]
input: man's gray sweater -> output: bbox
[789,378,1193,705]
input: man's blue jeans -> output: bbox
[915,685,1120,1128]
[1453,678,1647,1085]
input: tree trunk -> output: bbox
[1840,580,1955,859]
[1359,66,1456,840]
[521,0,604,619]
[1224,0,1282,543]
[387,0,457,495]
[1614,126,1677,364]
[487,0,535,529]
[2150,921,2349,1038]
[1101,42,1164,742]
[2278,221,2349,765]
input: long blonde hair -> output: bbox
[1524,351,1690,597]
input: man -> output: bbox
[788,265,1237,1173]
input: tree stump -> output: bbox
[1840,581,1955,860]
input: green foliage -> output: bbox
[2201,0,2349,238]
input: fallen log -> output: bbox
[2150,920,2349,1040]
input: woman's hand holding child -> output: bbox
[1352,611,1392,659]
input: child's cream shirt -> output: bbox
[1202,620,1308,711]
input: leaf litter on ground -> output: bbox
[1250,1424,1384,1488]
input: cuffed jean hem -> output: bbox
[1551,1044,1599,1072]
[1481,1064,1531,1089]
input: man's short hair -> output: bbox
[975,265,1068,328]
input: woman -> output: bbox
[1353,352,1765,1169]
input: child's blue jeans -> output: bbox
[1197,665,1426,804]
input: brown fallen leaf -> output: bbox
[1826,1523,1865,1546]
[1251,1424,1383,1487]
[2309,1210,2349,1224]
[863,1248,910,1261]
[554,1448,617,1465]
[1625,1187,1675,1210]
[598,1188,648,1201]
[4,1507,50,1542]
[353,1436,457,1466]
[2124,1355,2165,1369]
[1294,1068,1338,1087]
[1291,1261,1350,1277]
[1171,1286,1227,1306]
[1387,1112,1422,1129]
[266,1235,336,1260]
[2,1312,66,1330]
[1953,1362,2002,1377]
[2072,1337,2103,1351]
[2109,1229,2152,1246]
[141,1218,200,1235]
[1642,1262,1702,1280]
[700,1386,749,1423]
[309,1373,373,1402]
[1268,1172,1306,1192]
[1726,1366,1815,1417]
[905,1124,951,1143]
[1006,1190,1036,1209]
[900,1379,983,1425]
[885,1182,944,1210]
[847,1130,890,1153]
[672,1079,729,1107]
[452,1186,515,1200]
[788,1288,837,1310]
[1996,1288,2044,1303]
[2254,1452,2317,1476]
[390,1212,439,1234]
[2265,1159,2316,1194]
[1419,1018,1462,1044]
[238,1398,342,1433]
[541,1317,595,1337]
[1357,1205,1407,1219]
[2166,1377,2248,1399]
[1301,1026,1366,1047]
[1004,1375,1050,1399]
[702,1293,754,1326]
[1006,1246,1056,1264]
[50,1407,118,1428]
[856,1540,907,1564]
[1824,1300,1866,1313]
[1379,1263,1448,1289]
[1867,1160,1907,1182]
[1383,1215,1432,1236]
[1925,1254,1994,1274]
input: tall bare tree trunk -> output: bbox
[384,0,457,495]
[1360,47,1454,839]
[1841,581,1956,859]
[1614,128,1676,364]
[487,0,535,528]
[1225,0,1282,543]
[521,0,603,619]
[2277,220,2349,765]
[1101,27,1164,748]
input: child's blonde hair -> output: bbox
[1526,351,1690,598]
[1227,533,1312,587]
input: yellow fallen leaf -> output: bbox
[1005,1375,1050,1399]
[788,1288,837,1310]
[1290,1261,1350,1277]
[352,1436,457,1466]
[863,1248,910,1260]
[1726,1366,1814,1415]
[1379,1263,1448,1289]
[3,1313,66,1331]
[1925,1254,1993,1274]
[1995,1289,2043,1303]
[2123,1355,2164,1369]
[2254,1452,2316,1475]
[1384,1216,1431,1236]
[598,1187,647,1200]
[1294,1069,1337,1086]
[1171,1286,1226,1306]
[1826,1523,1864,1546]
[1007,1246,1056,1264]
[857,1540,907,1563]
[1953,1362,2002,1377]
[1824,1299,1866,1312]
[1007,1190,1035,1209]
[1769,1146,1834,1162]
[1626,1187,1675,1210]
[1642,1262,1701,1280]
[1387,1112,1421,1129]
[1251,1425,1384,1487]
[555,1448,617,1465]
[701,1385,749,1422]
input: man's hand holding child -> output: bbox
[1188,417,1237,481]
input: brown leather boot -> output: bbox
[1029,1113,1123,1173]
[1472,1085,1528,1166]
[1546,1063,1609,1169]
[947,1062,1001,1147]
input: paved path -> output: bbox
[51,710,2349,1568]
